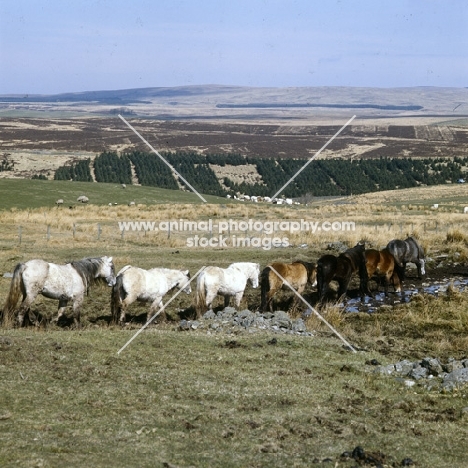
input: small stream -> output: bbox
[344,275,468,313]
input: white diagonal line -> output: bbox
[268,265,356,353]
[271,115,356,200]
[118,114,207,203]
[117,266,206,355]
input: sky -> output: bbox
[0,0,467,94]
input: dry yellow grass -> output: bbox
[0,193,466,257]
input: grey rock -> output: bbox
[218,307,237,319]
[394,360,414,376]
[292,319,307,333]
[272,311,292,329]
[179,320,190,331]
[253,316,267,327]
[421,357,443,376]
[409,365,428,380]
[203,310,216,320]
[191,321,200,330]
[237,310,255,328]
[443,359,464,373]
[442,367,468,391]
[374,364,395,375]
[2,272,13,278]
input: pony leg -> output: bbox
[71,297,83,328]
[290,285,305,313]
[116,305,126,325]
[16,292,38,327]
[224,295,231,308]
[118,293,137,325]
[147,299,164,323]
[234,292,243,309]
[337,277,351,303]
[416,260,425,279]
[383,275,390,296]
[401,262,407,281]
[359,279,375,301]
[261,286,276,312]
[54,296,69,323]
[316,278,325,304]
[205,290,217,310]
[267,288,277,312]
[16,304,30,327]
[391,271,401,293]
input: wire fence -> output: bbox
[1,218,467,250]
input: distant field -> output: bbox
[0,179,227,210]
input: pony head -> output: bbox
[178,270,192,294]
[308,264,317,287]
[250,263,260,288]
[100,256,116,286]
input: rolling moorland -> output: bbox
[1,86,468,467]
[1,85,468,199]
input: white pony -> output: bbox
[2,256,116,327]
[111,265,192,325]
[196,262,260,315]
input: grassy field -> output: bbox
[0,178,229,210]
[1,181,468,467]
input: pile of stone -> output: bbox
[178,307,313,336]
[372,356,468,392]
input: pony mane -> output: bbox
[70,257,106,289]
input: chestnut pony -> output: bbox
[260,260,317,312]
[364,248,401,296]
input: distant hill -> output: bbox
[2,85,468,198]
[1,85,468,119]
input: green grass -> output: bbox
[2,184,468,466]
[0,179,229,210]
[1,328,467,468]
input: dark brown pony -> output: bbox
[364,248,401,296]
[260,260,317,312]
[316,242,367,303]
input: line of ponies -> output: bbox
[1,236,425,328]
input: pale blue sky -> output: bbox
[1,0,467,94]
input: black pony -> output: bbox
[316,242,367,303]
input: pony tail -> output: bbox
[393,262,405,283]
[195,272,206,314]
[260,266,271,311]
[110,275,124,324]
[2,263,26,325]
[316,261,324,300]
